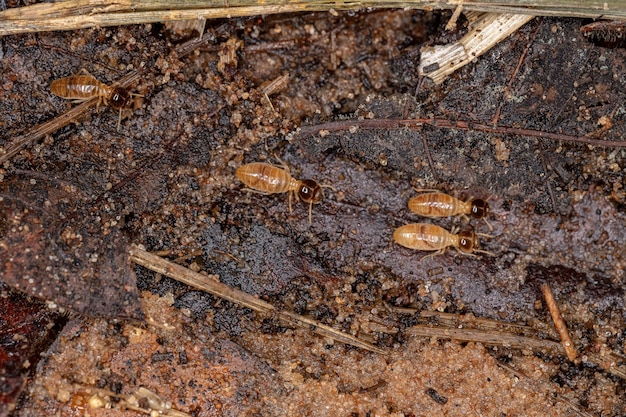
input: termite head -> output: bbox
[470,199,489,219]
[298,179,324,204]
[457,231,479,253]
[110,86,130,109]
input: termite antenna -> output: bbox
[272,153,291,173]
[117,108,122,131]
[322,183,336,190]
[451,246,480,257]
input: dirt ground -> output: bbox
[1,9,625,417]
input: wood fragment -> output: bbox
[164,18,206,40]
[261,73,290,97]
[128,244,384,354]
[416,309,553,339]
[541,283,578,362]
[406,324,564,353]
[419,13,535,84]
[3,1,626,37]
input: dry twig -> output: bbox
[406,324,564,352]
[541,283,578,362]
[128,244,384,354]
[2,0,626,36]
[294,118,626,147]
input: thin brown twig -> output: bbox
[541,283,578,362]
[294,118,626,148]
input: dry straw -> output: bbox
[2,0,626,36]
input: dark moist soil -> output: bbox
[1,10,625,417]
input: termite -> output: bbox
[235,161,331,223]
[408,191,491,230]
[393,223,493,259]
[50,70,134,130]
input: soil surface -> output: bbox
[1,9,625,417]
